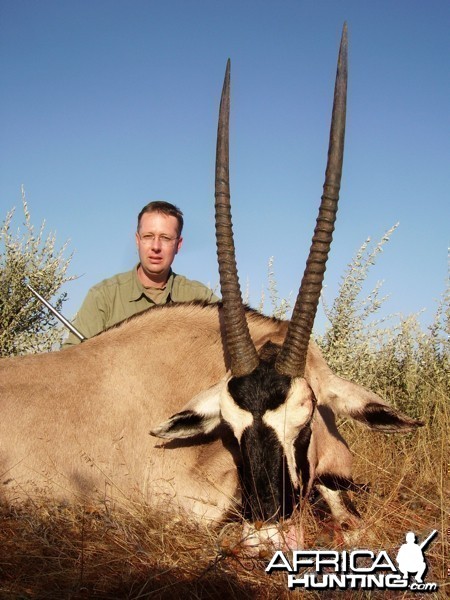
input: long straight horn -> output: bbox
[215,59,259,377]
[276,24,348,377]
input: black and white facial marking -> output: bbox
[219,342,315,522]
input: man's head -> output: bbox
[137,201,184,237]
[136,201,184,285]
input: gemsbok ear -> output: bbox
[348,400,423,432]
[316,374,423,433]
[150,380,225,440]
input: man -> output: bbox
[63,201,219,347]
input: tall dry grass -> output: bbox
[0,231,448,599]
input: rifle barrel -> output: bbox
[419,529,438,551]
[26,283,85,342]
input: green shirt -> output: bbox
[62,266,219,347]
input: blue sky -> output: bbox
[1,0,449,334]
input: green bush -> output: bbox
[317,225,449,420]
[0,187,74,356]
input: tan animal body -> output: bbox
[0,26,422,552]
[0,302,420,550]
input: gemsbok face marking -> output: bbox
[0,24,422,555]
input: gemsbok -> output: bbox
[0,25,422,553]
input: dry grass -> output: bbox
[0,498,287,599]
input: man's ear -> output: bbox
[150,379,226,440]
[317,375,423,433]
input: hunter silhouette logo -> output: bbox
[266,530,439,592]
[396,530,437,584]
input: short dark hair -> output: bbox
[137,201,184,236]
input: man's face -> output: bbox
[136,212,183,282]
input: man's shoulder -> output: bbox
[90,269,135,293]
[172,272,209,289]
[171,273,219,302]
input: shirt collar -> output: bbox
[130,265,176,303]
